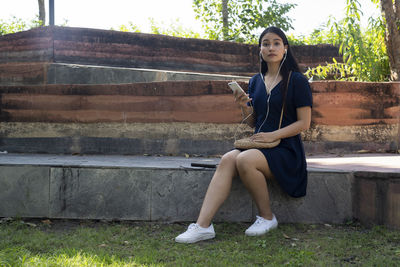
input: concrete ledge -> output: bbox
[0,80,398,155]
[0,122,398,156]
[353,171,400,229]
[0,154,354,224]
[48,64,250,84]
[0,63,250,86]
[0,26,339,75]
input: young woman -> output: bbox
[175,26,312,243]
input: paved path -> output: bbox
[307,154,399,173]
[0,153,398,173]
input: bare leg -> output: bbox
[236,149,274,220]
[196,150,240,227]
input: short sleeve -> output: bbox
[247,76,256,107]
[292,73,312,108]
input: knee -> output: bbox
[235,151,253,174]
[218,150,239,168]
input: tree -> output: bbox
[330,0,390,81]
[378,0,400,81]
[0,17,42,35]
[38,0,45,26]
[222,0,229,39]
[302,0,390,82]
[193,0,295,43]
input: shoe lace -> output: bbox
[187,223,200,232]
[254,216,266,225]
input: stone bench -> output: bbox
[0,154,353,224]
[1,154,398,229]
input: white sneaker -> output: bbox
[175,223,215,243]
[245,215,278,236]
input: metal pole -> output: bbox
[49,0,54,26]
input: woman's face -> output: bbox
[260,32,287,64]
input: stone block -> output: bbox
[353,172,400,230]
[0,137,74,154]
[47,63,248,84]
[216,176,253,222]
[149,169,209,222]
[387,182,400,229]
[0,63,47,85]
[354,178,377,224]
[0,166,49,217]
[268,171,353,224]
[49,167,151,220]
[150,169,252,222]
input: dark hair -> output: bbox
[258,26,300,108]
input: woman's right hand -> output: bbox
[233,91,252,108]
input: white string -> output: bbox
[263,67,280,95]
[256,52,287,134]
[233,102,254,142]
[234,51,287,142]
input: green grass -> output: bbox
[0,219,399,266]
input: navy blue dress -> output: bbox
[247,71,312,197]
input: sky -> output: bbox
[1,0,381,37]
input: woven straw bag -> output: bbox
[234,136,281,149]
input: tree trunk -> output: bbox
[38,0,45,26]
[222,0,229,40]
[380,0,400,81]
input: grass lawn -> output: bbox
[0,218,399,266]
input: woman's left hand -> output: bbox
[250,132,278,143]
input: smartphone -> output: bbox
[191,162,217,168]
[228,81,247,97]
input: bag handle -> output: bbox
[278,71,292,130]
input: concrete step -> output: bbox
[0,80,398,156]
[0,153,399,229]
[0,63,250,85]
[0,26,340,76]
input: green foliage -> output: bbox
[114,18,203,39]
[112,22,141,33]
[306,58,356,81]
[303,0,390,82]
[193,0,295,43]
[0,16,42,36]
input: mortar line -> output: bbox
[149,174,152,221]
[48,167,51,218]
